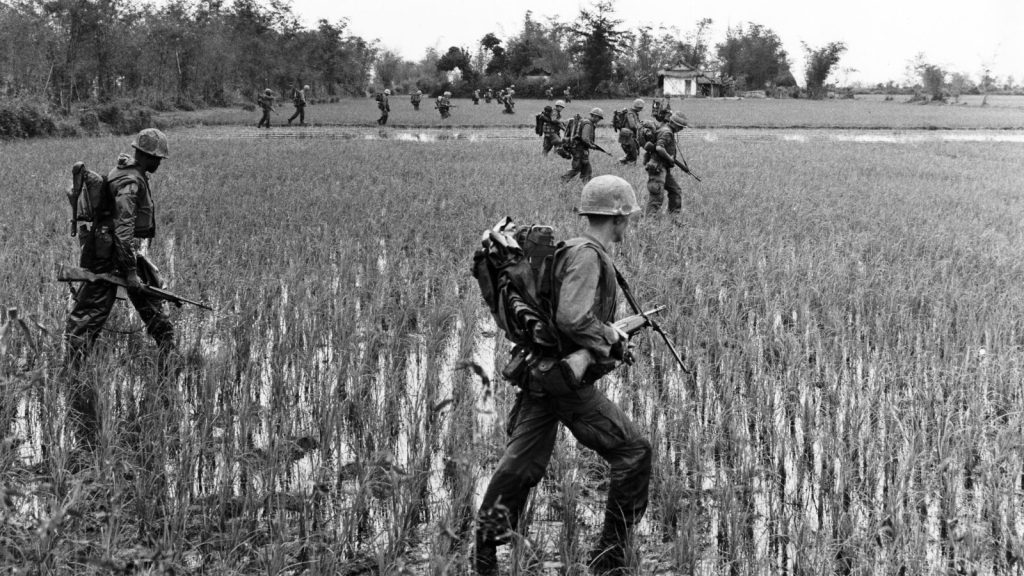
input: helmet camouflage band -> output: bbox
[589,107,604,119]
[444,91,452,97]
[632,98,645,111]
[131,128,170,159]
[384,88,391,95]
[579,175,639,217]
[554,100,566,108]
[264,88,272,95]
[303,85,310,90]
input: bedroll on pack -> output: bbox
[557,114,584,158]
[471,217,560,351]
[534,114,544,136]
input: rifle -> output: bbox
[643,141,702,182]
[588,142,613,156]
[56,264,215,311]
[614,268,690,374]
[560,306,666,387]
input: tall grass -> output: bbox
[1,131,1023,574]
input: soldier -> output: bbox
[554,99,566,121]
[617,98,645,165]
[287,84,309,126]
[563,85,572,103]
[377,88,391,125]
[503,85,516,114]
[472,89,481,105]
[484,87,493,104]
[496,88,506,107]
[538,105,562,155]
[411,88,423,111]
[436,91,452,119]
[64,129,176,451]
[644,111,688,215]
[256,88,275,128]
[474,175,650,576]
[545,86,554,100]
[561,107,604,184]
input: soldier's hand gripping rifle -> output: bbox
[559,305,667,387]
[643,141,702,182]
[56,264,215,311]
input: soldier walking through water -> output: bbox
[287,84,309,126]
[474,175,650,576]
[561,107,604,184]
[256,88,275,128]
[617,99,644,165]
[644,112,689,215]
[64,129,177,452]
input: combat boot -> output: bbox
[473,540,498,575]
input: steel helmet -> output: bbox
[667,112,689,129]
[554,100,566,108]
[589,107,604,119]
[631,98,645,111]
[131,128,169,159]
[384,88,391,95]
[264,88,272,95]
[579,175,639,217]
[543,105,553,113]
[444,91,452,97]
[303,84,310,90]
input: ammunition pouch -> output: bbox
[527,355,576,396]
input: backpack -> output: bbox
[534,114,544,136]
[611,108,627,132]
[638,120,658,148]
[69,161,113,226]
[471,218,561,351]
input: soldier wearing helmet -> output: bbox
[502,85,516,114]
[643,111,689,214]
[537,104,563,156]
[256,88,275,128]
[410,88,423,110]
[475,175,650,576]
[616,98,645,165]
[288,84,309,126]
[553,99,566,121]
[65,128,177,448]
[377,88,391,125]
[560,107,604,184]
[436,91,452,119]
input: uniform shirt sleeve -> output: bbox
[582,122,595,145]
[113,181,139,273]
[627,111,641,131]
[555,247,619,358]
[655,129,676,163]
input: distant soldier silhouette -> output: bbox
[287,84,309,126]
[377,89,391,125]
[411,88,423,111]
[256,88,275,128]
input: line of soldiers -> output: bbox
[544,85,572,102]
[540,97,693,215]
[255,85,310,128]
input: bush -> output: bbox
[79,110,100,132]
[94,101,157,134]
[0,100,60,139]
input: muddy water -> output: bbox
[175,125,1024,144]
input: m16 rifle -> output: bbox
[56,264,214,311]
[560,305,666,387]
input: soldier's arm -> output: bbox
[655,132,674,163]
[555,248,620,358]
[113,181,139,274]
[582,123,596,147]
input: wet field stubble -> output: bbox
[2,132,1024,573]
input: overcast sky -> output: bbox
[291,0,1023,86]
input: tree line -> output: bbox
[0,0,1016,111]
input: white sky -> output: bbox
[292,0,1024,86]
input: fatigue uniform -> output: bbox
[476,235,652,573]
[617,109,642,163]
[257,95,273,128]
[563,87,572,103]
[561,119,596,183]
[540,111,562,155]
[377,93,390,125]
[545,87,554,100]
[645,126,683,214]
[437,96,451,119]
[485,89,493,103]
[473,90,481,104]
[65,154,175,446]
[502,89,516,114]
[411,90,422,110]
[287,88,306,125]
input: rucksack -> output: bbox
[69,161,113,226]
[611,108,627,131]
[638,120,658,147]
[534,114,544,136]
[471,218,561,351]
